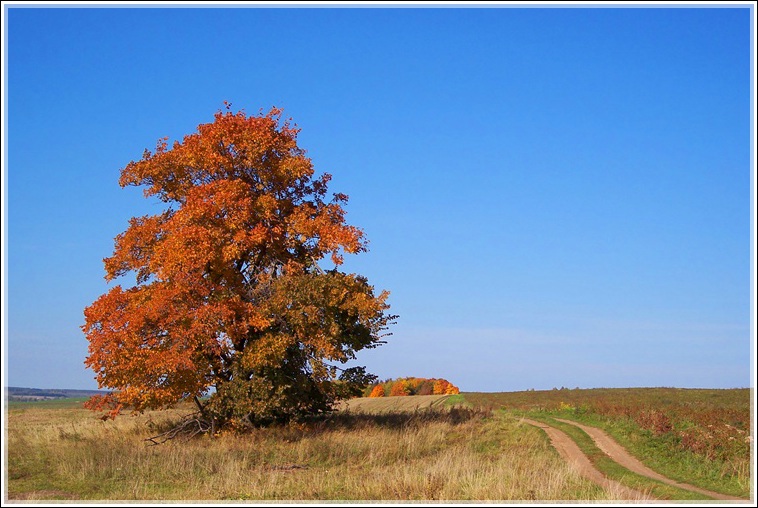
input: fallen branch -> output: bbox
[145,412,212,445]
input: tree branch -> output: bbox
[145,412,211,445]
[194,396,206,415]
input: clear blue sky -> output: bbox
[4,4,755,392]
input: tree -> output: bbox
[432,379,451,395]
[389,380,411,397]
[415,379,434,396]
[82,105,396,430]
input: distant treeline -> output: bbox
[364,377,460,397]
[6,387,107,401]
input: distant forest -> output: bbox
[6,386,107,401]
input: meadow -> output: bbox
[4,388,753,502]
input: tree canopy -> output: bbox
[83,105,395,429]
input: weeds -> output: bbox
[8,402,616,501]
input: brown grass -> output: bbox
[5,400,636,501]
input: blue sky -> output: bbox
[3,4,755,392]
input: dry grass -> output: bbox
[338,393,451,412]
[4,401,639,502]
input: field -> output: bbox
[4,388,754,502]
[339,393,453,412]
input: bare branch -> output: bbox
[145,412,211,445]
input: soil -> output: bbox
[522,417,750,502]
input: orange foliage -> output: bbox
[389,380,411,397]
[82,105,396,426]
[433,379,461,395]
[366,377,460,398]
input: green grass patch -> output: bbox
[524,413,710,501]
[7,397,89,409]
[443,393,468,407]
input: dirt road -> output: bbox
[553,418,747,502]
[520,418,652,501]
[522,417,750,503]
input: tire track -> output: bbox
[520,418,652,501]
[554,418,748,502]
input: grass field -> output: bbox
[4,388,753,501]
[6,397,90,409]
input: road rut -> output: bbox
[554,418,747,502]
[520,418,651,501]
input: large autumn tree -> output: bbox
[83,105,395,430]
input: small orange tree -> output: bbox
[83,105,395,429]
